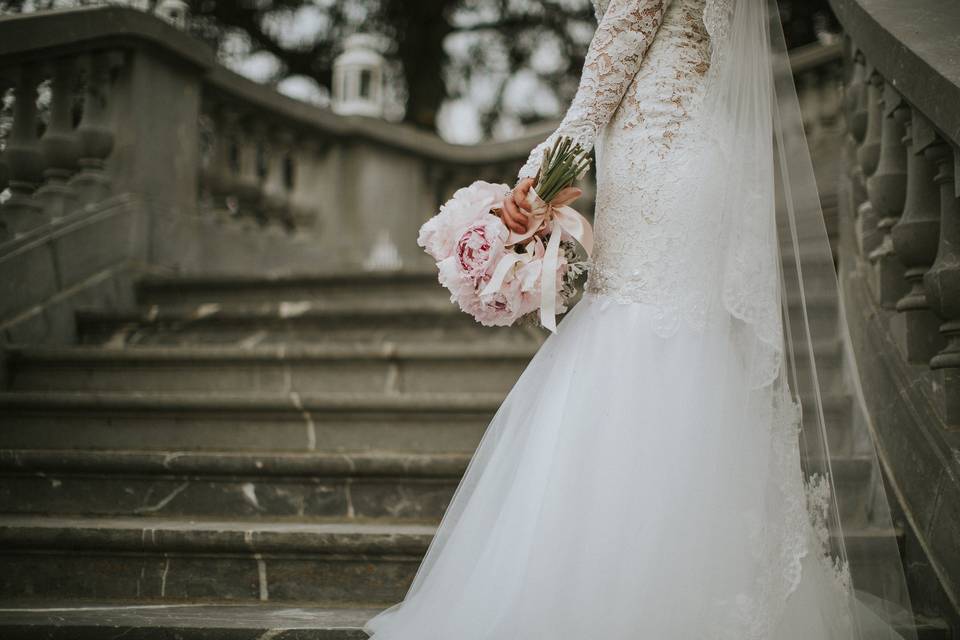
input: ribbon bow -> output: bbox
[482,185,594,333]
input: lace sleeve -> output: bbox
[518,0,669,181]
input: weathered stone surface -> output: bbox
[0,198,142,346]
[135,273,450,307]
[0,391,497,452]
[0,602,940,639]
[7,343,535,395]
[0,603,378,640]
[0,517,430,603]
[840,222,960,626]
[76,301,540,347]
[0,515,907,606]
[0,449,467,520]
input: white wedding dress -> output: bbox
[365,1,909,638]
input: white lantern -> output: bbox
[155,0,189,30]
[332,34,386,118]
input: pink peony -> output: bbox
[455,217,508,283]
[418,181,510,261]
[419,178,584,330]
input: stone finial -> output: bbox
[155,0,189,30]
[332,34,386,118]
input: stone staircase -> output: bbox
[0,272,950,638]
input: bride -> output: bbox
[365,0,914,638]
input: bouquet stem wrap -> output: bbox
[482,186,594,332]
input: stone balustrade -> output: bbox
[0,51,129,240]
[830,0,960,623]
[0,7,843,273]
[0,6,551,273]
[834,0,960,423]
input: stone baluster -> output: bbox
[218,109,244,217]
[0,76,10,241]
[865,83,908,307]
[844,50,868,143]
[233,119,264,225]
[855,68,884,256]
[890,110,947,363]
[843,50,869,247]
[924,141,960,426]
[261,128,294,232]
[1,64,45,234]
[34,57,81,220]
[70,51,121,207]
[198,103,235,214]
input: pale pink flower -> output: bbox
[418,181,509,261]
[455,217,508,283]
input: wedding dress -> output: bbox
[364,1,913,638]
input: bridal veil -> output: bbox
[703,0,918,636]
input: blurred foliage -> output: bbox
[1,0,837,138]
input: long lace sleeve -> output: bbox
[518,0,669,182]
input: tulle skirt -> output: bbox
[363,293,899,639]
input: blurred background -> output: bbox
[2,0,840,143]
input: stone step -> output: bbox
[0,448,876,526]
[789,337,844,392]
[0,609,949,640]
[0,391,499,453]
[137,271,841,310]
[0,603,379,639]
[0,515,908,606]
[6,343,536,395]
[0,516,430,604]
[135,272,448,307]
[0,449,469,521]
[76,300,541,347]
[0,603,947,639]
[785,291,840,343]
[0,390,855,454]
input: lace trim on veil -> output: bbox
[714,393,852,640]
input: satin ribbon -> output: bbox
[482,186,593,333]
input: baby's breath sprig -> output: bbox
[535,136,592,203]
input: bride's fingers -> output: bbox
[513,178,535,211]
[501,197,527,233]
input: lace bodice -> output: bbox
[521,0,716,335]
[518,0,669,180]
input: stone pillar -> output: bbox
[1,64,45,234]
[865,83,908,307]
[891,110,947,363]
[70,51,122,207]
[34,57,81,220]
[107,46,203,217]
[923,141,960,426]
[855,68,883,257]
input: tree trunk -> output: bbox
[383,0,455,130]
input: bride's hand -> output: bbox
[499,178,535,234]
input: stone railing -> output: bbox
[0,6,550,275]
[0,6,843,341]
[0,6,550,343]
[829,0,960,625]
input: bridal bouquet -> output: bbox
[418,136,593,331]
